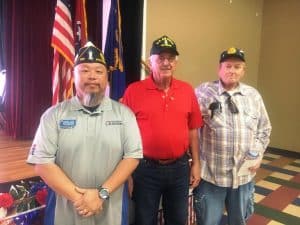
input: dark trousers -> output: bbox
[132,154,190,225]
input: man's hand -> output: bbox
[190,162,201,188]
[249,159,262,173]
[73,187,103,217]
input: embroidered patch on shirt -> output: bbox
[105,120,123,126]
[59,119,76,129]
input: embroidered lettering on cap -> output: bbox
[105,120,123,126]
[59,119,76,129]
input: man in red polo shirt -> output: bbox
[122,35,203,225]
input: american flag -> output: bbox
[51,0,75,105]
[75,0,88,53]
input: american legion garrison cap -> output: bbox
[74,41,107,66]
[219,47,245,63]
[150,35,179,56]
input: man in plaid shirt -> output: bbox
[193,47,272,225]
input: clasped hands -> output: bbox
[73,187,103,217]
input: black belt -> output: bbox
[144,153,188,165]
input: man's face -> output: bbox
[218,59,245,89]
[149,52,177,80]
[74,63,108,99]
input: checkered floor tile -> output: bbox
[220,151,300,225]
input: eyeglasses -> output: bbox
[156,55,176,64]
[226,96,239,114]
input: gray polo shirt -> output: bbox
[27,96,143,225]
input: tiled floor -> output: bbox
[245,151,300,225]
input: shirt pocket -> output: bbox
[243,109,259,130]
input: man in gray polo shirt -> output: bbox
[27,42,143,225]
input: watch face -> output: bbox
[99,188,109,200]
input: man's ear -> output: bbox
[241,63,246,77]
[147,58,151,68]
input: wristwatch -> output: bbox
[97,186,110,200]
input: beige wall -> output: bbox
[146,0,300,153]
[258,0,300,152]
[146,0,264,87]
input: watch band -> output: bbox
[97,186,110,200]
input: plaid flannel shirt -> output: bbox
[195,80,272,188]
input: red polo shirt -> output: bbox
[122,76,203,159]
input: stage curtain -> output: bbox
[4,0,55,138]
[0,0,6,71]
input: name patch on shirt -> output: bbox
[59,119,76,129]
[105,120,123,126]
